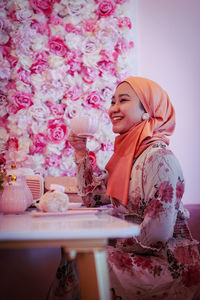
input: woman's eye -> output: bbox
[120,98,127,102]
[111,101,115,105]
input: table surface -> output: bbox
[0,209,140,241]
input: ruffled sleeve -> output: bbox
[75,152,111,207]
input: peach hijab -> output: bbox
[105,76,175,206]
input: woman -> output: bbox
[48,77,200,299]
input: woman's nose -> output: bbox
[111,102,120,112]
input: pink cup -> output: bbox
[70,116,98,136]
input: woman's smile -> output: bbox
[108,82,145,134]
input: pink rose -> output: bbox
[7,54,19,69]
[7,10,18,22]
[67,61,82,76]
[81,66,99,84]
[65,23,82,35]
[29,0,55,15]
[118,17,132,29]
[115,38,134,54]
[49,15,63,26]
[100,49,118,62]
[45,153,60,168]
[84,91,102,108]
[45,101,66,116]
[30,59,49,74]
[63,140,74,157]
[47,118,67,144]
[12,91,33,111]
[97,60,116,75]
[48,37,68,57]
[96,0,116,17]
[29,133,47,154]
[30,19,50,35]
[64,85,82,101]
[17,67,31,84]
[5,80,16,91]
[66,49,82,62]
[115,0,128,3]
[88,151,97,168]
[8,137,19,151]
[32,51,49,62]
[82,18,97,32]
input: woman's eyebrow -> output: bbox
[118,93,131,98]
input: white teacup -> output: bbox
[70,116,98,136]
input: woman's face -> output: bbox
[108,82,145,134]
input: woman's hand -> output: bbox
[68,131,87,161]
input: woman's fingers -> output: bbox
[68,131,87,150]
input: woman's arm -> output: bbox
[137,149,184,250]
[75,152,110,207]
[68,131,110,207]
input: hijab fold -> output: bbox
[105,77,175,206]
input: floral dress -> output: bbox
[48,143,200,300]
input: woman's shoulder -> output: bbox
[138,143,183,175]
[142,143,177,161]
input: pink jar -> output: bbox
[0,175,33,214]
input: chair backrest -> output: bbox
[26,175,44,202]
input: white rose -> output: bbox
[46,142,65,155]
[50,24,66,37]
[0,105,7,117]
[82,53,101,67]
[0,59,11,80]
[18,137,31,153]
[18,55,33,69]
[0,31,9,44]
[61,156,75,170]
[32,153,45,168]
[31,73,45,87]
[48,55,65,69]
[32,35,48,51]
[29,104,50,122]
[66,33,82,50]
[96,150,113,170]
[15,9,33,22]
[31,121,47,135]
[47,166,62,176]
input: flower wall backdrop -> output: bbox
[0,0,136,177]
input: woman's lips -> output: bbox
[111,116,123,124]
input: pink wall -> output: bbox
[136,0,200,204]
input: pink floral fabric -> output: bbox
[74,143,200,299]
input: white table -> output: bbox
[0,210,140,300]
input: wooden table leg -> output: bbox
[76,250,110,300]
